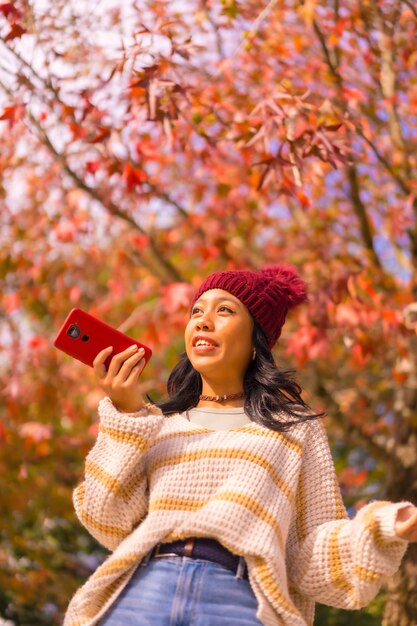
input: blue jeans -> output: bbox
[100,554,263,625]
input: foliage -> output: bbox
[1,0,417,624]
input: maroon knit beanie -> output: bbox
[191,265,308,349]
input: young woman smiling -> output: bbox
[64,266,417,626]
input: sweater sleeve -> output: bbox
[73,397,165,551]
[286,420,411,609]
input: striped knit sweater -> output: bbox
[64,398,410,626]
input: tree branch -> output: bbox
[370,0,411,176]
[311,19,386,272]
[211,0,280,79]
[356,127,410,195]
[144,182,233,265]
[201,0,225,59]
[314,14,411,204]
[312,19,343,86]
[0,36,62,105]
[0,76,183,284]
[346,165,384,270]
[333,0,341,67]
[36,130,183,283]
[0,37,235,272]
[401,0,417,22]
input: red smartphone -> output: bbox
[53,308,152,370]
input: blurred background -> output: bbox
[1,1,416,624]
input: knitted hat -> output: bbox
[191,265,308,348]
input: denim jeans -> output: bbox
[99,553,263,625]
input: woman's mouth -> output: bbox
[192,339,219,353]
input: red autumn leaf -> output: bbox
[0,2,22,19]
[129,86,146,99]
[88,422,99,437]
[28,336,48,350]
[86,160,100,174]
[108,276,125,298]
[87,127,111,144]
[4,22,25,41]
[53,219,76,241]
[130,64,159,89]
[161,282,194,314]
[132,234,150,249]
[61,104,76,118]
[19,421,52,443]
[136,141,161,160]
[200,244,221,261]
[18,464,28,479]
[69,122,88,139]
[122,162,147,191]
[342,86,367,104]
[0,106,15,120]
[0,420,6,443]
[321,123,343,132]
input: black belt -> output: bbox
[151,538,248,580]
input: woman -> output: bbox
[64,265,417,626]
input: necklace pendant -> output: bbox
[198,391,245,402]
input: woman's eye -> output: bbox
[219,306,233,313]
[191,307,202,315]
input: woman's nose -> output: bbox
[196,314,214,330]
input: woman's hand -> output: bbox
[93,345,147,413]
[394,505,417,542]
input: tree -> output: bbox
[0,1,416,624]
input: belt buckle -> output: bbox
[153,543,178,558]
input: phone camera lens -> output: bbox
[67,324,81,339]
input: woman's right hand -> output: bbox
[93,345,147,413]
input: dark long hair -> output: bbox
[155,319,324,432]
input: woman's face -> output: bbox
[185,289,254,382]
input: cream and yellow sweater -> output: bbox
[64,398,410,626]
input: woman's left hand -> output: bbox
[394,506,417,542]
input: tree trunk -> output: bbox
[382,544,417,626]
[382,322,417,625]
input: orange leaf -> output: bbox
[296,190,311,209]
[69,286,82,303]
[351,343,366,366]
[339,467,368,488]
[0,104,25,127]
[3,292,20,313]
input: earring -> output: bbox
[252,349,256,361]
